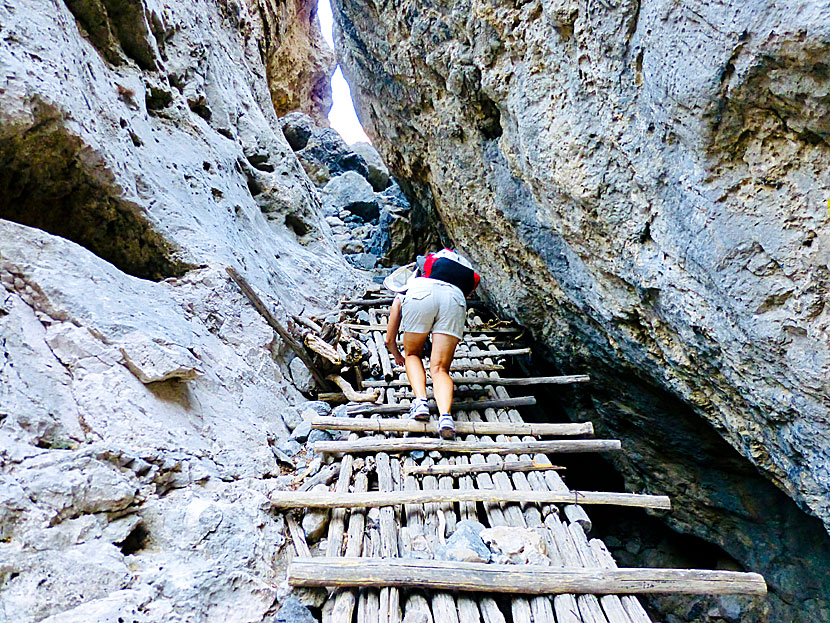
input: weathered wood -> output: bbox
[345,396,536,416]
[314,437,622,456]
[286,513,312,558]
[288,559,768,596]
[404,459,565,477]
[345,322,521,334]
[305,333,342,365]
[370,308,394,381]
[394,362,506,373]
[326,375,381,402]
[363,375,591,388]
[325,472,368,623]
[325,445,356,558]
[451,347,531,359]
[226,266,330,388]
[271,489,671,510]
[312,416,593,437]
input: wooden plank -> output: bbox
[314,437,622,456]
[288,558,768,596]
[404,459,564,477]
[362,375,591,388]
[226,266,330,388]
[312,416,593,437]
[271,489,672,510]
[346,396,535,416]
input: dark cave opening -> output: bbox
[0,116,188,281]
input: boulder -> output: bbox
[280,112,316,151]
[480,526,549,566]
[351,142,390,191]
[296,129,372,187]
[301,485,330,540]
[320,172,379,221]
[289,357,316,393]
[346,252,378,271]
[275,596,316,623]
[435,520,490,563]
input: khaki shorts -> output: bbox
[401,277,466,339]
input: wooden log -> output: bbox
[314,437,622,456]
[326,375,381,402]
[450,347,531,359]
[404,460,564,477]
[311,416,593,437]
[393,362,505,373]
[288,558,768,596]
[271,489,671,510]
[362,375,591,388]
[325,471,369,623]
[345,396,536,416]
[226,266,330,389]
[344,323,520,334]
[305,333,342,365]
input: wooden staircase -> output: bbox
[278,286,766,623]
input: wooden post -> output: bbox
[226,266,330,389]
[288,559,768,596]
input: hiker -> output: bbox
[384,249,480,439]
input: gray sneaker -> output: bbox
[408,398,430,421]
[438,413,455,439]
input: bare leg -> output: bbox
[403,332,429,400]
[429,332,460,415]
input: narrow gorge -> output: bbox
[0,1,828,622]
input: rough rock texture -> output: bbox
[0,0,361,620]
[332,0,830,620]
[256,0,335,123]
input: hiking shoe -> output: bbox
[438,414,455,439]
[408,398,430,421]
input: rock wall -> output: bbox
[0,0,361,620]
[331,0,830,620]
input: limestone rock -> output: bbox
[320,172,380,221]
[0,0,361,619]
[332,0,830,619]
[275,596,316,623]
[289,357,317,393]
[258,0,335,123]
[297,129,372,187]
[480,526,549,566]
[435,520,490,563]
[351,142,390,191]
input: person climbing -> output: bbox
[383,249,480,439]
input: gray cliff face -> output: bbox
[0,0,360,620]
[331,0,830,620]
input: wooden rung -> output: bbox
[361,375,591,388]
[271,489,671,510]
[403,459,565,477]
[311,417,593,437]
[392,362,506,373]
[452,347,531,358]
[344,323,521,334]
[288,559,766,596]
[314,437,621,455]
[345,396,535,416]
